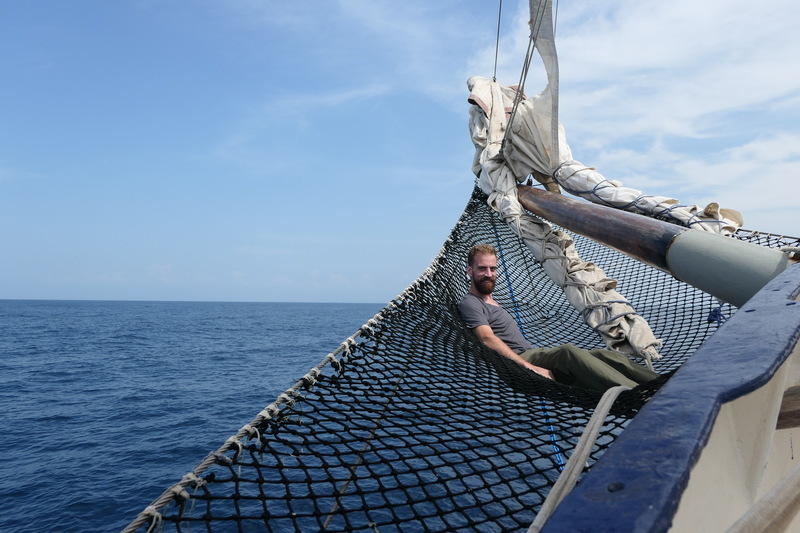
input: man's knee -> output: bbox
[558,343,587,359]
[555,345,582,362]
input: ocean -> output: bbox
[0,299,383,532]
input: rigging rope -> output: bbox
[553,0,559,37]
[527,385,631,533]
[492,0,503,81]
[727,460,800,532]
[503,0,547,150]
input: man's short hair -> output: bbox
[468,244,497,266]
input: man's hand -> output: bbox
[524,363,554,380]
[473,325,555,381]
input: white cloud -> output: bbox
[217,0,800,233]
[673,134,800,211]
[333,1,504,105]
[0,162,39,183]
[478,0,549,91]
[219,1,486,106]
[769,92,800,112]
[0,165,12,183]
[554,0,800,141]
[210,1,317,31]
[261,84,390,117]
[467,0,800,138]
[214,84,389,168]
[461,0,799,234]
[587,133,800,233]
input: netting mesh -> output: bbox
[129,187,799,532]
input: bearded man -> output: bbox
[458,244,659,392]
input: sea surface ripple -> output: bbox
[0,299,381,532]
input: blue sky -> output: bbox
[2,0,798,303]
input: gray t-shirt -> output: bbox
[458,293,533,354]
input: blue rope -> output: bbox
[492,227,524,326]
[490,222,566,469]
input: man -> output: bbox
[458,244,660,392]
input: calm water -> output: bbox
[0,299,383,532]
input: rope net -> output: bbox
[127,187,799,532]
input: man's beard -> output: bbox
[474,276,496,295]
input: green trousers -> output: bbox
[519,343,659,392]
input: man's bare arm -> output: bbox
[472,325,554,380]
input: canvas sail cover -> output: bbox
[467,75,743,235]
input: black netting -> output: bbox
[129,188,799,532]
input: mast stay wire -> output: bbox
[501,0,548,151]
[492,0,503,81]
[554,0,559,37]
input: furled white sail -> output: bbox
[467,0,668,362]
[468,76,743,235]
[468,77,663,362]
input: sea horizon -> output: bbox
[0,297,386,305]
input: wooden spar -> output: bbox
[517,185,681,270]
[516,185,792,307]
